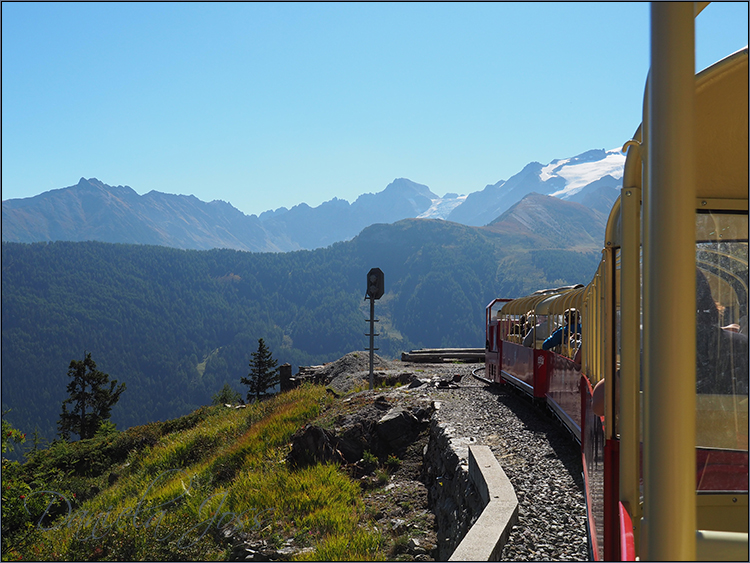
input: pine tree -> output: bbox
[58,352,126,440]
[241,338,279,402]
[211,383,242,405]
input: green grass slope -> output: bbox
[2,385,390,561]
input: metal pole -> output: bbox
[369,296,375,390]
[620,174,642,546]
[644,3,696,560]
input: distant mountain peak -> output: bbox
[381,178,437,199]
[3,147,624,252]
[1,178,280,252]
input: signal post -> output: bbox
[365,268,384,390]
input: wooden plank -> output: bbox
[401,349,485,363]
[408,348,485,354]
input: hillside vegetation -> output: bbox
[2,385,396,561]
[2,210,602,448]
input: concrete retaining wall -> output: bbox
[423,417,484,560]
[424,415,519,561]
[449,446,519,561]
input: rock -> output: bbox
[377,406,423,453]
[391,518,407,533]
[377,407,418,436]
[373,395,391,411]
[337,420,373,463]
[413,406,432,421]
[408,537,426,555]
[287,424,345,468]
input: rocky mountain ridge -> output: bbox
[2,149,622,252]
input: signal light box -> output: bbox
[366,267,384,300]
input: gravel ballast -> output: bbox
[425,371,588,561]
[323,358,589,561]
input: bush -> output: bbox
[385,454,401,471]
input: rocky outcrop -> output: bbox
[287,395,432,470]
[287,424,346,467]
[285,374,498,560]
[283,352,399,392]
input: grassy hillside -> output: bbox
[2,385,392,561]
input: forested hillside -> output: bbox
[2,215,602,450]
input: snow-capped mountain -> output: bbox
[545,148,625,199]
[417,193,468,220]
[445,148,624,226]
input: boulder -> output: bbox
[287,424,345,468]
[377,407,422,451]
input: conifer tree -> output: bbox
[58,352,126,440]
[241,338,279,402]
[212,383,242,405]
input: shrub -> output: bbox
[362,450,377,466]
[385,454,401,471]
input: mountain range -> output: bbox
[2,148,623,251]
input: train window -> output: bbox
[695,211,748,454]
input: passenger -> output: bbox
[523,314,551,348]
[593,271,748,419]
[542,309,581,351]
[696,269,749,395]
[523,311,534,336]
[509,315,527,337]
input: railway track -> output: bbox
[404,362,588,560]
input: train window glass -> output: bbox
[695,211,748,458]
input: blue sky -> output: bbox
[2,2,747,217]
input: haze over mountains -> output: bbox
[2,148,623,251]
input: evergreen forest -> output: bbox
[2,218,601,452]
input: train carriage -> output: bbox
[484,4,748,560]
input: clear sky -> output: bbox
[2,2,747,217]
